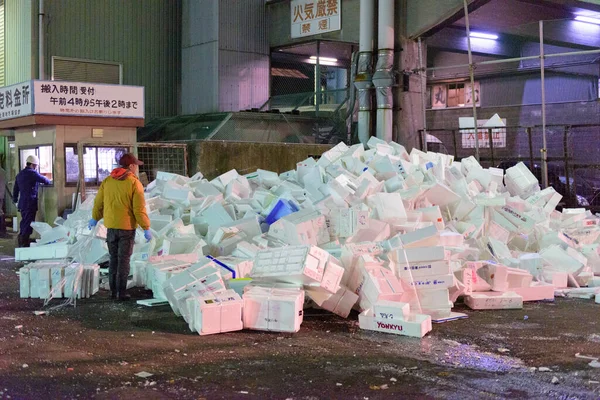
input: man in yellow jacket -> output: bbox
[89,153,151,301]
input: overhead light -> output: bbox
[309,56,338,63]
[575,15,600,25]
[469,31,498,40]
[307,58,338,66]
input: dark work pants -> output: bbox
[20,206,37,237]
[106,228,136,297]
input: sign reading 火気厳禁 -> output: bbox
[291,0,341,39]
[33,81,144,119]
[0,82,33,121]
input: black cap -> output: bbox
[119,153,144,167]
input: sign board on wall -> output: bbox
[33,81,144,118]
[0,82,33,121]
[291,0,341,38]
[431,85,447,109]
[459,114,507,149]
[0,80,144,121]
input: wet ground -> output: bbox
[1,234,599,399]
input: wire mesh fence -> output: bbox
[137,143,188,182]
[420,124,600,211]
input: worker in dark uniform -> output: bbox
[13,155,52,247]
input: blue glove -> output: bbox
[88,219,98,230]
[144,229,152,242]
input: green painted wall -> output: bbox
[5,0,34,85]
[44,0,182,120]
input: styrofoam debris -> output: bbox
[19,137,600,337]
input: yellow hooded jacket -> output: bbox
[92,168,150,231]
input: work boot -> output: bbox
[22,235,31,248]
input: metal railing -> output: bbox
[419,124,600,211]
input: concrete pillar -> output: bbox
[394,37,426,152]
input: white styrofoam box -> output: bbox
[39,225,70,245]
[439,231,464,247]
[423,183,461,207]
[15,243,70,261]
[318,286,359,318]
[512,282,555,302]
[366,193,407,222]
[519,253,543,276]
[388,246,446,265]
[50,266,64,298]
[358,309,432,338]
[402,274,454,290]
[373,300,410,321]
[397,225,439,248]
[540,245,585,276]
[207,256,253,279]
[251,245,328,285]
[268,208,330,246]
[162,236,204,256]
[417,206,445,230]
[464,291,523,310]
[352,265,404,310]
[505,162,539,199]
[191,203,234,236]
[84,239,109,265]
[189,289,243,335]
[328,208,369,238]
[243,287,305,333]
[596,293,600,304]
[397,260,450,279]
[413,288,451,309]
[320,258,345,294]
[497,205,535,233]
[346,219,391,244]
[19,267,30,298]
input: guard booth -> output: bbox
[0,80,144,226]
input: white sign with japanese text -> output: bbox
[291,0,341,38]
[32,81,144,119]
[460,116,507,149]
[0,82,33,121]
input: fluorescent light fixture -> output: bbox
[469,31,498,40]
[575,15,600,25]
[309,56,338,63]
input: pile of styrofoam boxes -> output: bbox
[19,129,600,336]
[19,261,99,299]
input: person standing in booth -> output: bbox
[12,155,52,247]
[89,153,152,301]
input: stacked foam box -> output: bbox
[19,128,600,337]
[19,261,99,299]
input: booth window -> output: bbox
[19,145,53,182]
[65,145,128,186]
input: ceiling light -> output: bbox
[307,59,337,66]
[575,15,600,25]
[469,31,498,40]
[309,56,338,63]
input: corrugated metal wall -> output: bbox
[45,0,181,119]
[218,0,269,112]
[0,0,5,87]
[181,0,219,115]
[4,0,33,86]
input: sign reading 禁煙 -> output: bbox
[33,81,144,119]
[0,82,33,121]
[291,0,341,38]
